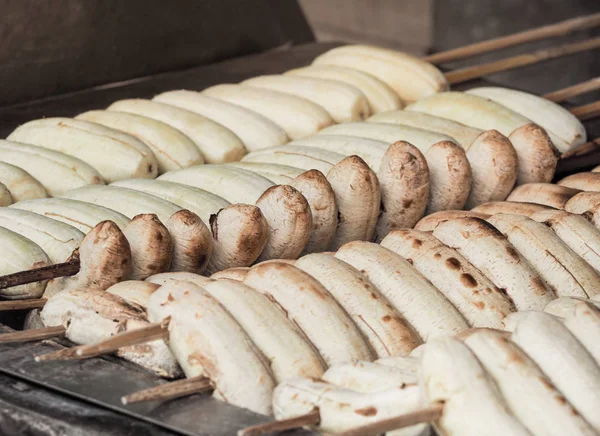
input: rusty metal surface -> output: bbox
[0,325,314,436]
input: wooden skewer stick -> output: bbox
[570,100,600,121]
[238,409,320,436]
[561,137,600,159]
[424,13,600,64]
[121,376,213,405]
[335,404,445,436]
[445,37,600,85]
[544,77,600,102]
[0,326,66,344]
[0,298,47,312]
[0,250,80,290]
[34,319,170,362]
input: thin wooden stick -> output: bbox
[544,77,600,102]
[0,250,80,289]
[0,298,46,311]
[34,320,169,362]
[121,376,213,405]
[425,13,600,64]
[335,404,444,436]
[445,37,600,85]
[570,100,600,121]
[238,409,320,436]
[0,326,66,343]
[561,137,600,159]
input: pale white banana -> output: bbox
[407,92,559,184]
[335,241,468,340]
[564,301,600,365]
[159,165,311,260]
[10,198,130,232]
[414,210,490,232]
[313,44,448,102]
[369,112,519,207]
[76,110,203,173]
[322,360,419,393]
[463,329,596,436]
[0,226,50,299]
[7,118,158,182]
[376,354,420,369]
[507,183,581,208]
[314,123,472,212]
[0,140,104,196]
[209,267,250,281]
[422,336,530,436]
[241,144,343,174]
[376,141,429,238]
[274,378,429,436]
[42,221,132,298]
[488,213,600,298]
[107,99,246,163]
[0,162,47,201]
[286,64,403,113]
[202,84,334,139]
[240,149,381,249]
[201,279,325,382]
[106,280,160,309]
[144,272,212,287]
[558,172,600,192]
[326,156,380,250]
[544,297,599,317]
[225,161,302,185]
[153,90,289,151]
[123,214,172,279]
[295,253,421,357]
[381,229,515,328]
[0,208,83,263]
[511,311,600,432]
[369,110,481,147]
[467,87,586,151]
[433,217,555,310]
[242,74,371,122]
[531,209,600,275]
[472,201,553,217]
[111,178,268,271]
[61,185,181,224]
[224,162,339,253]
[565,191,600,218]
[0,183,12,206]
[147,281,276,415]
[244,262,374,366]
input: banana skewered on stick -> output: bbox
[0,140,104,196]
[311,124,472,213]
[506,183,581,209]
[158,165,311,260]
[367,111,518,208]
[152,91,289,151]
[106,99,247,164]
[0,162,47,202]
[7,118,159,183]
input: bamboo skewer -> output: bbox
[561,137,600,159]
[336,404,445,436]
[238,410,321,436]
[544,77,600,102]
[121,376,213,405]
[445,37,600,85]
[425,13,600,64]
[0,298,47,311]
[570,100,600,121]
[0,326,66,344]
[0,250,80,289]
[237,403,444,436]
[34,319,170,361]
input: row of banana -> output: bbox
[14,229,600,435]
[0,44,587,203]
